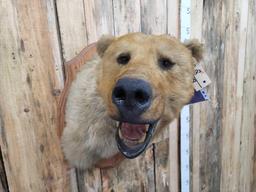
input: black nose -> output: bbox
[112,78,152,118]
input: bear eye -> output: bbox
[117,53,130,65]
[158,57,175,70]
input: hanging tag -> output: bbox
[189,88,209,104]
[193,64,211,91]
[189,64,211,104]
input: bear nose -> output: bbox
[112,78,152,116]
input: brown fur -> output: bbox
[61,33,203,169]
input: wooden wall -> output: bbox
[0,0,255,192]
[190,0,256,191]
[0,0,179,191]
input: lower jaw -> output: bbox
[115,122,157,159]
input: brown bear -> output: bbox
[61,33,203,169]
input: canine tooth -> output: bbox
[145,124,150,131]
[118,129,123,139]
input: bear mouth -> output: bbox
[115,121,157,158]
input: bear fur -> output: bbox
[61,33,203,169]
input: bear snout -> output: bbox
[112,77,152,120]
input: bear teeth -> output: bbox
[118,128,146,144]
[145,124,150,132]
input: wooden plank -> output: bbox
[0,0,70,191]
[190,0,256,191]
[101,146,155,192]
[167,0,180,37]
[112,0,141,35]
[169,120,179,192]
[141,0,167,34]
[190,1,225,191]
[220,1,245,191]
[190,1,203,192]
[239,0,256,191]
[55,0,88,62]
[154,139,169,192]
[83,0,114,43]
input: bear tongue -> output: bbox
[120,123,147,140]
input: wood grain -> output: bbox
[154,140,169,192]
[141,0,167,34]
[167,0,180,37]
[0,0,70,191]
[239,0,256,191]
[112,0,141,35]
[1,0,255,191]
[83,0,114,43]
[101,146,155,192]
[190,0,256,191]
[195,1,224,191]
[169,120,179,192]
[190,1,203,192]
[56,0,88,61]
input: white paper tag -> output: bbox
[193,64,211,91]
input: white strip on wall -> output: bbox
[180,0,191,191]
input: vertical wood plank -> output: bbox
[141,0,167,34]
[101,147,155,192]
[155,140,169,192]
[167,0,180,37]
[220,1,245,190]
[190,1,203,192]
[112,0,141,35]
[168,120,179,192]
[83,0,114,43]
[56,0,88,61]
[239,0,256,191]
[0,0,70,191]
[190,0,256,191]
[191,1,225,191]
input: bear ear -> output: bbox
[97,35,115,57]
[184,39,203,62]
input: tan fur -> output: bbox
[62,33,203,169]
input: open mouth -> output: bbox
[115,121,157,159]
